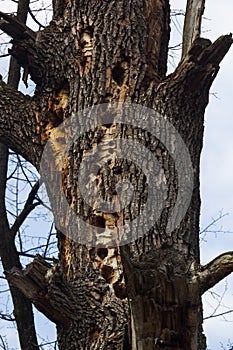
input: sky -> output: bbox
[0,0,233,349]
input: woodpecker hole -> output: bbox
[112,63,125,86]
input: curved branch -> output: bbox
[182,0,205,58]
[28,6,46,29]
[197,252,233,294]
[0,80,43,167]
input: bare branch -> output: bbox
[18,252,54,261]
[195,252,233,294]
[10,181,40,238]
[200,212,229,235]
[0,11,47,85]
[43,223,54,258]
[0,11,36,41]
[0,312,15,322]
[0,335,8,350]
[0,2,41,349]
[204,309,233,320]
[28,6,46,29]
[182,0,205,58]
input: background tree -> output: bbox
[0,1,40,349]
[0,0,233,349]
[0,1,56,349]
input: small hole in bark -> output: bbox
[112,166,120,174]
[101,265,114,283]
[91,216,105,232]
[112,63,125,86]
[97,248,108,259]
[113,281,127,299]
[103,123,112,128]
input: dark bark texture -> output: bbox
[0,1,233,349]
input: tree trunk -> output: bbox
[0,1,233,349]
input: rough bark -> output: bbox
[0,0,233,349]
[194,251,233,294]
[0,80,42,165]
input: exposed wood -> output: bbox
[122,247,202,349]
[182,0,205,58]
[142,0,170,81]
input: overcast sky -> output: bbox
[0,0,233,349]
